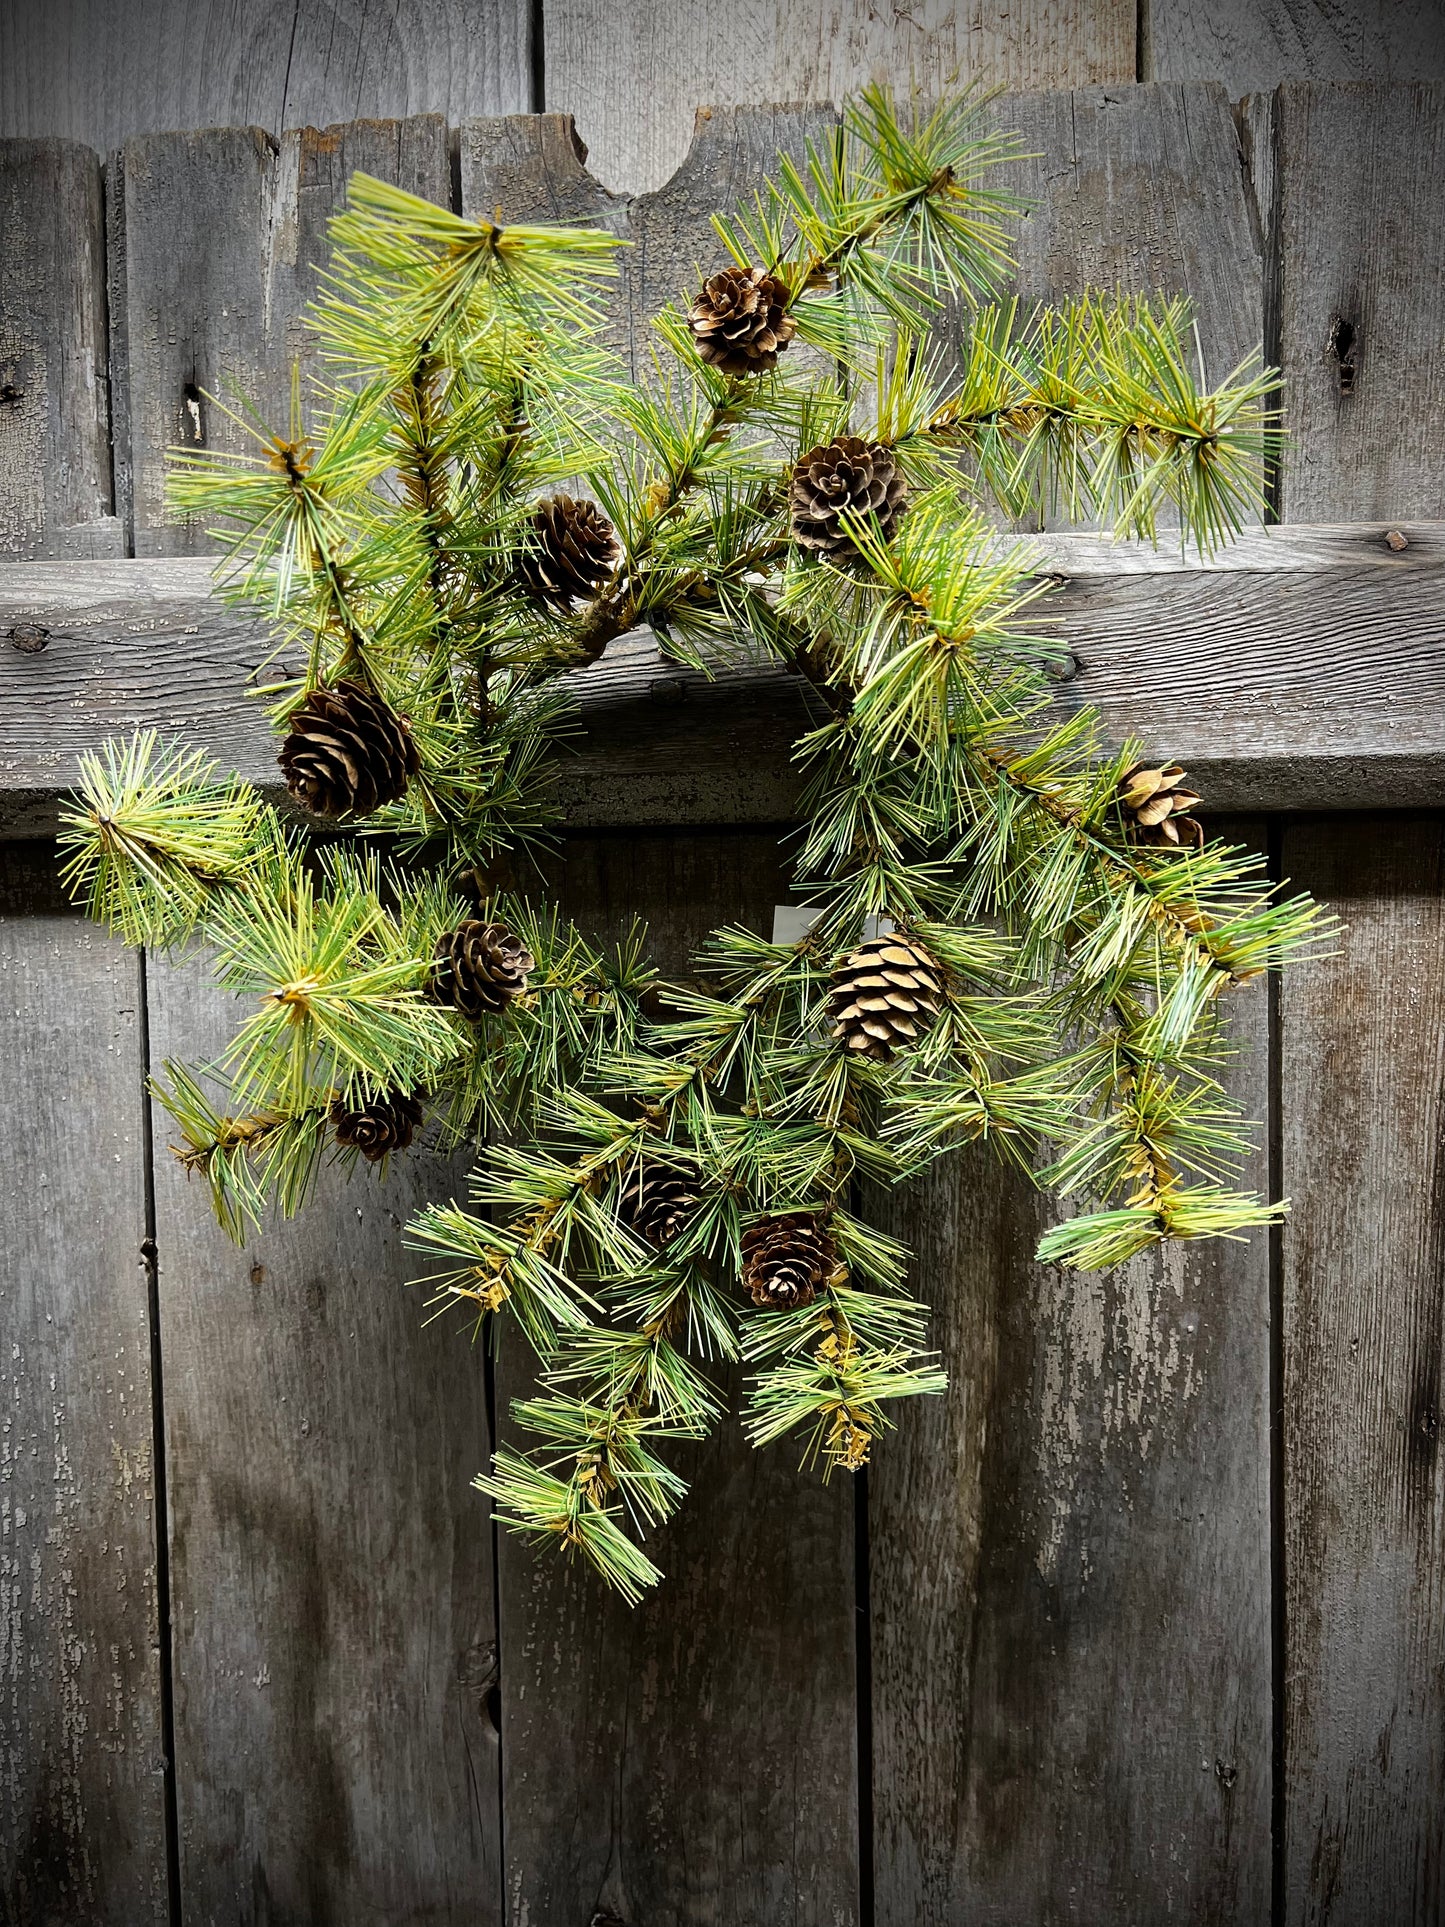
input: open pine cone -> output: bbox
[616,1159,697,1247]
[1117,762,1204,848]
[278,679,418,818]
[828,933,943,1061]
[688,264,796,376]
[518,494,619,609]
[741,1211,837,1310]
[790,436,908,555]
[430,920,535,1019]
[330,1089,424,1163]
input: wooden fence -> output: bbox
[2,5,1444,1923]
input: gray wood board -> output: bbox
[0,0,531,157]
[496,827,859,1925]
[144,954,501,1924]
[1149,0,1445,96]
[1,527,1441,832]
[111,115,451,556]
[540,0,1136,195]
[0,139,120,560]
[1279,813,1445,1927]
[870,856,1271,1922]
[0,845,168,1925]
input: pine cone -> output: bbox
[430,919,535,1019]
[331,1089,424,1163]
[1117,762,1204,849]
[828,933,943,1062]
[790,436,908,555]
[278,679,418,818]
[518,494,619,609]
[741,1211,837,1310]
[688,265,796,377]
[616,1159,697,1247]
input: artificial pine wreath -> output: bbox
[58,89,1327,1602]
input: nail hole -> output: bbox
[1327,314,1357,394]
[7,623,50,653]
[0,383,23,408]
[183,382,205,442]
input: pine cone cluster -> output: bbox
[518,494,619,609]
[430,920,535,1019]
[828,933,943,1061]
[688,265,796,377]
[1117,763,1203,849]
[616,1159,697,1247]
[742,1211,838,1310]
[278,679,418,818]
[331,1089,424,1163]
[790,436,907,556]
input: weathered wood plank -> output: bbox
[1150,0,1445,94]
[0,139,120,560]
[144,956,501,1924]
[111,116,450,556]
[1270,81,1445,522]
[1279,815,1445,1927]
[498,828,859,1925]
[0,529,1439,831]
[542,0,1136,195]
[0,0,531,154]
[871,864,1271,1923]
[0,846,168,1924]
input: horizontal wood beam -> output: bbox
[1,524,1441,832]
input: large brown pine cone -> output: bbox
[741,1211,837,1310]
[616,1158,697,1247]
[828,933,943,1062]
[688,265,796,377]
[789,436,908,555]
[518,494,619,609]
[1117,762,1204,849]
[430,920,535,1019]
[331,1089,424,1163]
[278,679,418,818]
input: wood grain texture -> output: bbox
[543,0,1135,194]
[1150,0,1445,95]
[1269,82,1445,523]
[871,910,1271,1924]
[1279,816,1445,1927]
[144,955,501,1925]
[497,828,859,1926]
[0,0,530,154]
[0,139,120,560]
[0,846,167,1925]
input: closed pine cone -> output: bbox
[1117,762,1204,849]
[688,265,796,377]
[430,920,535,1019]
[741,1211,837,1310]
[616,1158,697,1246]
[331,1089,424,1162]
[278,679,418,818]
[828,933,943,1061]
[518,494,619,609]
[790,436,908,555]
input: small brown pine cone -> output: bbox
[518,494,619,609]
[331,1089,424,1163]
[741,1211,837,1311]
[1117,762,1204,849]
[278,679,419,818]
[790,436,908,556]
[430,920,535,1020]
[688,264,796,377]
[616,1159,697,1247]
[828,933,943,1062]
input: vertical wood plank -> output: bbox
[0,139,120,559]
[494,829,859,1926]
[1149,0,1445,94]
[112,115,450,556]
[542,0,1137,195]
[0,849,167,1924]
[145,958,501,1924]
[1279,815,1445,1927]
